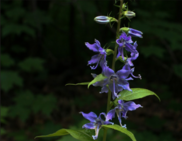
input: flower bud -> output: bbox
[94,16,118,24]
[119,27,129,33]
[124,11,136,19]
[122,3,127,10]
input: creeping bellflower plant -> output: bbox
[36,1,160,141]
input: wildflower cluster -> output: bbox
[81,27,143,140]
[36,1,159,141]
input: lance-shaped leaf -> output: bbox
[35,129,94,141]
[102,124,136,141]
[106,49,114,55]
[88,74,107,88]
[115,88,160,104]
[66,82,89,86]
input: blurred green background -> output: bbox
[1,0,182,141]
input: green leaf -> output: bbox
[102,124,136,141]
[66,82,89,86]
[18,57,45,72]
[140,46,165,58]
[1,54,15,67]
[32,94,57,116]
[1,107,9,123]
[2,24,35,37]
[88,74,107,88]
[1,128,6,135]
[173,64,182,78]
[106,49,114,55]
[35,129,94,141]
[0,71,23,92]
[13,90,35,106]
[6,7,26,20]
[115,88,160,102]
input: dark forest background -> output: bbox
[1,0,182,141]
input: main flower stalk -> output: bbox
[103,0,123,141]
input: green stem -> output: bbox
[102,0,123,141]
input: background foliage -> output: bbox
[1,0,182,141]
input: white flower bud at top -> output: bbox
[94,16,118,24]
[124,11,136,19]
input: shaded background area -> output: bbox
[1,0,182,141]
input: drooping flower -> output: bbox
[80,111,113,140]
[106,100,142,127]
[116,32,137,60]
[85,39,106,69]
[92,63,141,99]
[92,64,134,100]
[126,41,139,66]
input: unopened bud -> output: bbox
[119,27,129,33]
[94,16,118,24]
[124,11,136,19]
[122,3,127,10]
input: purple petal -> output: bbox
[121,110,128,119]
[126,36,133,43]
[116,64,131,79]
[130,68,142,79]
[125,77,134,81]
[103,66,115,77]
[129,28,143,35]
[88,54,101,65]
[133,41,138,49]
[99,55,107,68]
[126,58,134,66]
[117,46,124,60]
[85,40,102,52]
[118,80,132,91]
[109,82,118,100]
[106,108,116,121]
[128,28,143,38]
[99,112,106,120]
[124,101,143,111]
[100,85,109,93]
[128,32,143,38]
[130,52,139,61]
[120,32,127,40]
[80,112,97,122]
[116,39,124,47]
[103,121,114,125]
[118,100,125,105]
[94,39,101,45]
[82,123,96,129]
[125,43,138,54]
